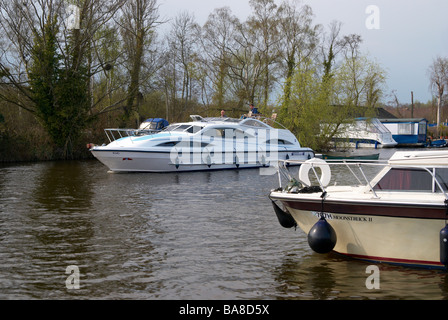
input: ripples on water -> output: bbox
[0,155,448,300]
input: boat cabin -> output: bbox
[379,118,428,146]
[369,151,448,193]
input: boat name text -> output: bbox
[313,212,373,222]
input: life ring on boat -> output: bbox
[298,158,331,187]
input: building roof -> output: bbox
[379,118,427,123]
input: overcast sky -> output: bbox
[158,0,448,104]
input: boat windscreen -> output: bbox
[373,167,448,192]
[371,118,390,134]
[164,124,203,133]
[240,119,270,128]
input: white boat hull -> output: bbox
[91,149,313,172]
[269,150,448,269]
[284,206,445,268]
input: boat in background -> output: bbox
[331,118,397,149]
[269,150,448,269]
[138,118,169,134]
[90,115,314,172]
[428,139,447,148]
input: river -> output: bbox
[1,149,448,300]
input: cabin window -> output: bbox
[164,124,180,131]
[156,141,179,147]
[176,141,209,148]
[173,125,192,132]
[373,168,448,192]
[266,139,292,145]
[202,128,224,138]
[397,123,414,135]
[418,122,427,134]
[202,128,249,139]
[186,126,203,133]
[242,119,269,128]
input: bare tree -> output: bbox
[119,0,161,125]
[320,20,345,79]
[428,56,448,134]
[247,0,280,109]
[277,0,318,104]
[225,20,265,106]
[0,0,126,157]
[170,12,199,116]
[199,7,238,109]
[0,0,125,111]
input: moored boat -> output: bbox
[269,150,448,269]
[331,118,397,149]
[90,115,314,172]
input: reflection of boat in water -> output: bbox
[269,150,448,270]
[320,152,379,161]
[331,118,397,149]
[90,115,314,172]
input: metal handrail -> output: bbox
[104,128,138,143]
[276,158,448,199]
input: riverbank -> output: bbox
[0,129,98,163]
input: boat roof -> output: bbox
[142,118,168,123]
[174,115,276,129]
[388,150,448,166]
[379,118,428,123]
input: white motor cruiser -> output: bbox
[90,115,314,173]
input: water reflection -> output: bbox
[273,248,448,300]
[0,154,448,299]
[27,161,96,297]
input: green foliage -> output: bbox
[28,16,90,158]
[28,17,59,130]
[278,53,387,151]
[278,59,336,151]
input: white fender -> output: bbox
[298,158,331,187]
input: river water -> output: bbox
[1,149,448,301]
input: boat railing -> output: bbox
[276,158,448,199]
[104,128,160,143]
[190,114,289,130]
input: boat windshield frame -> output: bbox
[163,124,205,133]
[275,158,448,200]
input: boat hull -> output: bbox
[91,149,314,172]
[270,192,447,269]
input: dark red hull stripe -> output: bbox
[338,252,445,269]
[275,198,446,219]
